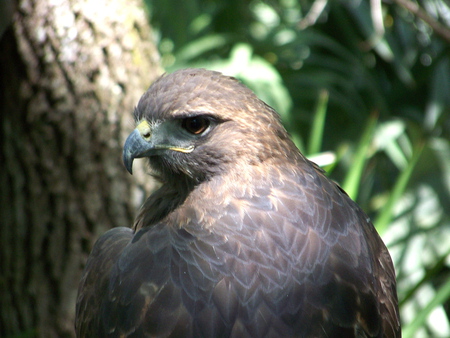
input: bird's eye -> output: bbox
[182,116,210,135]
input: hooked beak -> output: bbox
[123,121,152,174]
[123,120,196,174]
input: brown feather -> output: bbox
[76,68,401,337]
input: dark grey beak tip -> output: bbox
[123,128,142,175]
[123,150,134,175]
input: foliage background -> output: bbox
[144,0,450,337]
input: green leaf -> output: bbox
[400,247,450,307]
[174,34,228,63]
[307,89,328,156]
[341,113,378,200]
[375,141,425,234]
[402,278,450,338]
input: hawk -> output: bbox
[75,68,400,337]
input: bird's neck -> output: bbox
[133,152,309,233]
[167,158,303,233]
[133,175,196,231]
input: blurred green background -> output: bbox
[144,0,450,336]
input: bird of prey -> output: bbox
[75,68,400,337]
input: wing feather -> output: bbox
[75,227,133,336]
[76,160,400,337]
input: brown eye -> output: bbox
[182,116,210,135]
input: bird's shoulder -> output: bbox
[75,227,134,336]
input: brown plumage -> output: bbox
[75,68,401,337]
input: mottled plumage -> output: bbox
[76,68,400,337]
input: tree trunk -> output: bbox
[0,0,161,336]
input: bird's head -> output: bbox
[123,68,295,184]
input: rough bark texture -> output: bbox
[0,0,161,336]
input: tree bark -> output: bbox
[0,0,161,336]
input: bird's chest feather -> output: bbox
[115,166,377,336]
[165,173,364,319]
